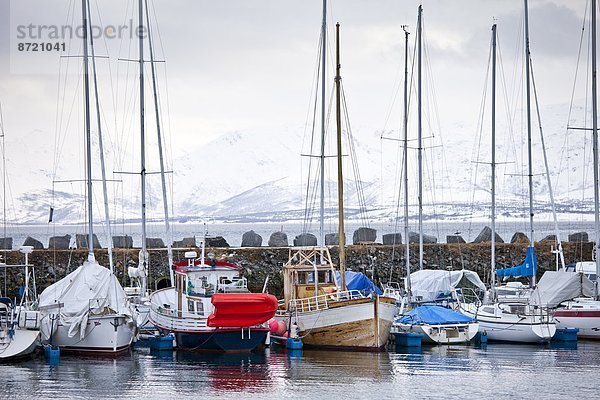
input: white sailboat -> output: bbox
[122,0,174,333]
[38,0,136,355]
[0,247,41,360]
[455,13,555,343]
[274,7,396,351]
[387,7,479,346]
[551,0,600,339]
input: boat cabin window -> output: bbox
[187,275,215,296]
[509,305,526,314]
[297,270,334,285]
[187,299,204,315]
[219,277,232,285]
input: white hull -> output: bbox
[459,303,555,343]
[47,314,135,354]
[554,299,600,340]
[394,322,479,344]
[0,329,39,360]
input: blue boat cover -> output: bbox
[496,246,537,278]
[335,271,383,295]
[396,305,474,325]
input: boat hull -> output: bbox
[459,303,555,343]
[394,322,479,344]
[149,287,274,352]
[174,328,269,352]
[554,308,600,340]
[48,314,135,355]
[0,329,39,360]
[277,297,396,351]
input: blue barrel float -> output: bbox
[393,332,423,347]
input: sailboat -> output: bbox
[38,0,136,354]
[274,8,396,351]
[387,10,479,345]
[122,0,174,334]
[549,0,600,340]
[454,13,555,342]
[0,246,41,360]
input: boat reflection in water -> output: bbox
[175,351,272,392]
[2,343,600,398]
[271,348,393,383]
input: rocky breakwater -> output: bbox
[0,240,593,300]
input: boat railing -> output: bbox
[283,290,365,314]
[149,303,209,331]
[382,281,406,303]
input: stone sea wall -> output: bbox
[0,241,593,300]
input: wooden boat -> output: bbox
[149,251,278,352]
[272,8,395,352]
[275,247,396,351]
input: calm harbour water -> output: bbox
[2,342,597,399]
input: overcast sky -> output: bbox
[0,0,592,220]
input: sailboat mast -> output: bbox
[319,0,327,264]
[524,0,535,285]
[0,104,6,296]
[87,2,114,272]
[139,0,148,293]
[82,0,94,262]
[335,23,346,292]
[144,0,174,284]
[417,5,423,270]
[592,0,600,296]
[402,26,410,296]
[491,23,497,292]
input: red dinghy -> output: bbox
[208,293,278,328]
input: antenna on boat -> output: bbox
[201,222,207,265]
[19,246,33,306]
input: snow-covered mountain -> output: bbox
[4,99,596,226]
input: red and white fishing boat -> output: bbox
[149,251,277,352]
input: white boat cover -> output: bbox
[529,270,595,308]
[39,260,133,340]
[410,269,486,302]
